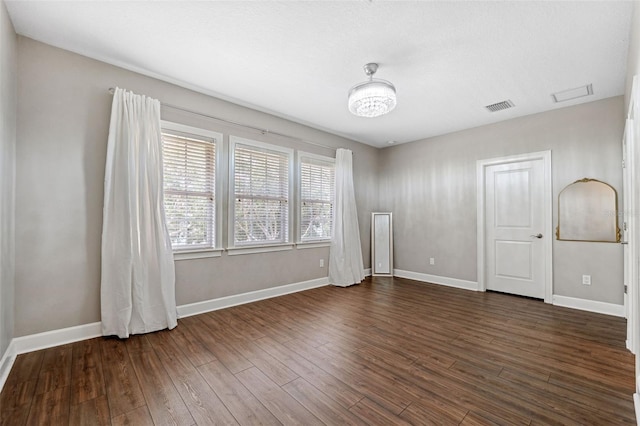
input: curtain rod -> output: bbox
[108,87,337,152]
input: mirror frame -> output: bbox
[371,212,394,276]
[555,178,620,243]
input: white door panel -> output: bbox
[494,240,532,280]
[485,160,545,299]
[494,169,532,228]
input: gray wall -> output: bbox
[15,37,378,337]
[379,97,624,305]
[12,29,631,338]
[0,1,16,358]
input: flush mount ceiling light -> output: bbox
[348,63,397,118]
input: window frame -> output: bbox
[228,136,294,254]
[161,121,224,260]
[297,151,335,247]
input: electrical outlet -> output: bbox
[429,257,435,265]
[319,259,324,268]
[582,275,591,285]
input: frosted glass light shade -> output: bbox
[348,79,397,118]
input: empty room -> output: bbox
[2,1,640,424]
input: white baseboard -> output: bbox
[552,295,625,317]
[8,277,330,355]
[12,322,102,355]
[0,322,102,393]
[393,269,478,291]
[177,277,329,318]
[392,270,625,318]
[0,276,331,394]
[0,340,16,393]
[364,268,372,277]
[634,393,640,426]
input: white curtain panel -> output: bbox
[329,148,365,286]
[101,87,177,338]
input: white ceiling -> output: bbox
[5,1,633,148]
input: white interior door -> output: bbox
[623,117,635,353]
[625,76,640,383]
[485,159,546,299]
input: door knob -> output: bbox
[530,233,543,239]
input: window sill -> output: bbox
[173,248,223,261]
[296,241,331,249]
[227,244,294,256]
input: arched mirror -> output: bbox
[556,178,620,243]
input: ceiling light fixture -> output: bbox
[348,63,397,118]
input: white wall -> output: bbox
[625,1,640,115]
[0,1,17,359]
[15,37,378,337]
[379,97,625,305]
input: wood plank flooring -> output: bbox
[0,276,635,425]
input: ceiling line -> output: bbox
[108,87,337,152]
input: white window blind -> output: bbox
[162,129,216,250]
[300,155,335,242]
[232,141,290,245]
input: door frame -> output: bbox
[625,75,640,402]
[623,116,636,354]
[476,150,553,303]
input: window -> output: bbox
[299,153,335,242]
[161,123,220,251]
[230,137,292,246]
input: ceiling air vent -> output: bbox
[552,84,593,103]
[485,100,515,112]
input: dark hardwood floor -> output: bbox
[0,276,635,425]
